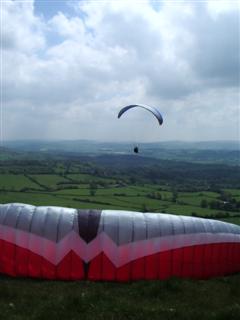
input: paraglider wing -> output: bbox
[0,203,240,281]
[118,104,163,125]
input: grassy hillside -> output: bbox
[1,275,240,320]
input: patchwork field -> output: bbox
[0,173,239,224]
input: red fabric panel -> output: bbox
[172,248,183,277]
[56,251,84,280]
[158,251,172,279]
[131,256,145,280]
[101,253,116,281]
[145,254,158,280]
[56,251,71,280]
[0,241,85,280]
[70,251,84,280]
[1,242,16,276]
[116,262,131,282]
[15,245,29,276]
[0,239,240,280]
[28,251,42,278]
[88,253,102,280]
[181,246,194,278]
[40,257,56,279]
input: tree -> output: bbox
[171,190,178,203]
[157,193,162,200]
[201,199,208,208]
[141,203,148,212]
[89,181,97,197]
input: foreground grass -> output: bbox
[0,274,240,320]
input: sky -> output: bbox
[1,0,240,142]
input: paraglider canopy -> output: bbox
[117,104,163,126]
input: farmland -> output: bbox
[0,170,240,225]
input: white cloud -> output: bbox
[2,0,240,142]
[2,0,45,52]
[207,0,240,19]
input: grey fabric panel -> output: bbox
[158,214,173,236]
[99,210,147,244]
[98,211,119,242]
[132,212,147,242]
[231,223,240,235]
[196,217,207,232]
[41,206,76,242]
[0,204,77,242]
[42,207,61,242]
[17,205,35,232]
[30,206,49,238]
[180,215,196,234]
[1,203,24,228]
[0,203,12,224]
[57,208,76,241]
[200,219,215,233]
[170,215,185,235]
[210,220,228,233]
[145,212,162,239]
[0,204,16,227]
[101,211,240,244]
[118,212,133,245]
[4,204,76,242]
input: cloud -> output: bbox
[2,0,45,52]
[2,0,240,141]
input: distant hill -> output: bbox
[0,146,19,160]
[1,140,239,165]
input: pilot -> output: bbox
[134,146,139,154]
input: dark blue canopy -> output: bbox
[118,104,163,125]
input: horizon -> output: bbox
[2,138,239,143]
[2,138,240,148]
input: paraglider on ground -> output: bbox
[0,203,239,281]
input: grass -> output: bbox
[67,173,116,184]
[174,191,221,209]
[0,274,240,320]
[30,174,70,188]
[0,174,39,191]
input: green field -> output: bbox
[0,174,40,191]
[0,173,239,224]
[30,174,70,188]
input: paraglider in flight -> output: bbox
[133,146,139,153]
[117,104,163,153]
[0,203,240,281]
[118,104,163,125]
